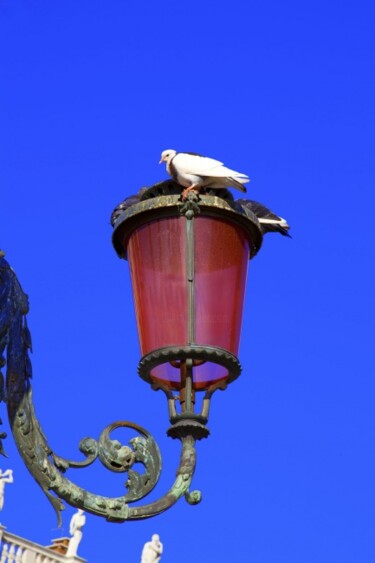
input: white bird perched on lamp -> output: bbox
[159,149,249,199]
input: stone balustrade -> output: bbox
[0,528,85,563]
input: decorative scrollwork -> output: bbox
[0,254,201,524]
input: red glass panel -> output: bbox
[194,216,250,354]
[127,217,187,354]
[184,216,249,389]
[127,214,250,391]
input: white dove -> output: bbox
[159,149,249,199]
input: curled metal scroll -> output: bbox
[0,254,201,524]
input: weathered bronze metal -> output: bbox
[0,183,264,524]
[0,254,201,524]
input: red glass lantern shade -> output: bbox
[112,192,262,393]
[194,216,249,353]
[127,217,188,353]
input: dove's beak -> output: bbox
[159,157,164,164]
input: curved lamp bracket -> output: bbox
[0,255,201,524]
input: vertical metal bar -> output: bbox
[185,215,195,413]
[186,216,195,344]
[184,358,193,413]
[179,360,187,412]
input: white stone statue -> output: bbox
[66,509,86,557]
[141,534,163,563]
[0,469,13,511]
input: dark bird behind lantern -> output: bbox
[110,188,148,226]
[237,199,291,237]
[159,149,249,199]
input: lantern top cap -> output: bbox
[111,180,264,260]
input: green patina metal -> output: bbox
[0,185,263,523]
[6,348,200,523]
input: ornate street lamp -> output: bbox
[0,181,288,524]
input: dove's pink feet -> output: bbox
[181,185,200,200]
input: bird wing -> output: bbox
[110,188,147,226]
[175,153,230,175]
[174,153,249,180]
[237,199,291,237]
[237,200,282,221]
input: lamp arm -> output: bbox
[0,254,201,524]
[127,434,201,520]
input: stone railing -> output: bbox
[0,528,85,563]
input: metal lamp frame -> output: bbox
[0,186,262,524]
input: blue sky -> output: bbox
[1,1,374,561]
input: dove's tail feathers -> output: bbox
[229,177,248,192]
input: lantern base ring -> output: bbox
[138,344,242,388]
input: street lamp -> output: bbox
[0,181,286,524]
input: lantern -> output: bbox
[112,183,262,437]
